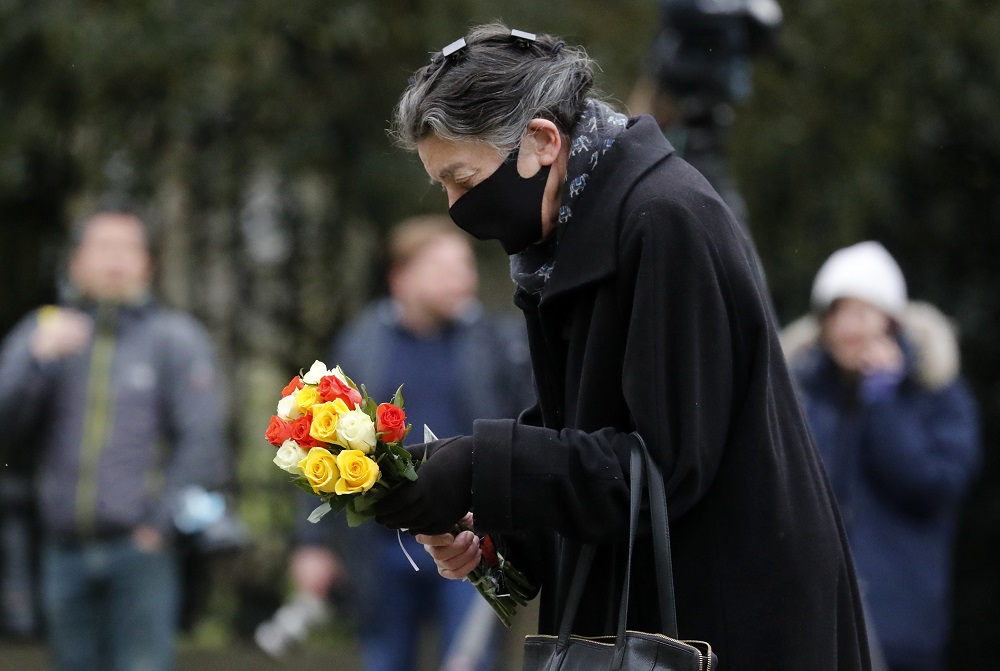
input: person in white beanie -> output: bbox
[782,241,981,671]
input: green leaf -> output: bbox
[341,368,360,391]
[362,395,377,422]
[307,501,332,524]
[328,495,350,514]
[345,499,372,527]
[292,477,316,495]
[353,493,377,513]
[391,383,404,409]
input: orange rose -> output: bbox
[376,403,407,443]
[291,414,324,448]
[281,375,304,398]
[318,374,362,409]
[265,416,293,446]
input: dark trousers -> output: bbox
[42,534,180,671]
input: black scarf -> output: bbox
[511,99,630,296]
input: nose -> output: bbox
[445,184,474,209]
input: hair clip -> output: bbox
[511,29,537,48]
[442,37,468,59]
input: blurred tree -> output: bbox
[2,0,998,665]
[0,0,654,653]
[729,0,1000,667]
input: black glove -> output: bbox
[373,436,473,534]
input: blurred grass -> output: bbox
[1,594,539,671]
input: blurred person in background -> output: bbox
[277,215,533,671]
[628,0,783,226]
[782,241,980,671]
[0,211,228,671]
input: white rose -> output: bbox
[273,439,308,474]
[277,394,302,421]
[331,365,350,385]
[335,410,377,454]
[302,360,331,385]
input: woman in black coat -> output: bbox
[373,22,872,670]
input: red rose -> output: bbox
[281,375,304,398]
[480,534,500,568]
[291,414,323,448]
[376,403,407,443]
[318,374,362,409]
[265,415,293,446]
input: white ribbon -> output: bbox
[395,424,441,572]
[397,529,420,571]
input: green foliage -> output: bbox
[732,0,1000,327]
[729,3,1000,665]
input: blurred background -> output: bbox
[1,0,997,669]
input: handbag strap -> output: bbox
[556,433,679,650]
[555,544,596,647]
[632,433,679,638]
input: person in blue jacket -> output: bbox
[782,241,981,671]
[282,215,534,671]
[0,211,228,671]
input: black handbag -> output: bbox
[522,434,717,671]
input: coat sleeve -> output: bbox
[862,379,980,516]
[472,195,749,544]
[0,312,56,453]
[150,315,229,532]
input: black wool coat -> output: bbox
[470,116,872,670]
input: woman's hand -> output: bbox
[414,513,482,580]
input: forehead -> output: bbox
[80,215,147,247]
[416,135,503,181]
[827,297,887,319]
[407,233,472,266]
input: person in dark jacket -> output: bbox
[275,216,533,671]
[0,211,228,671]
[782,241,980,671]
[369,23,873,670]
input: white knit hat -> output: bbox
[810,241,907,318]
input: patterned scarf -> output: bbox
[511,99,630,296]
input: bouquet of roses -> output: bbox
[265,360,534,626]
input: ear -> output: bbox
[518,119,563,175]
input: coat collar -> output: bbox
[539,115,675,305]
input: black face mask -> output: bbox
[448,151,551,256]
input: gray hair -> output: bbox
[392,22,598,153]
[69,210,152,252]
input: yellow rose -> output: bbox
[298,447,340,494]
[309,402,341,444]
[334,450,380,495]
[294,386,321,414]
